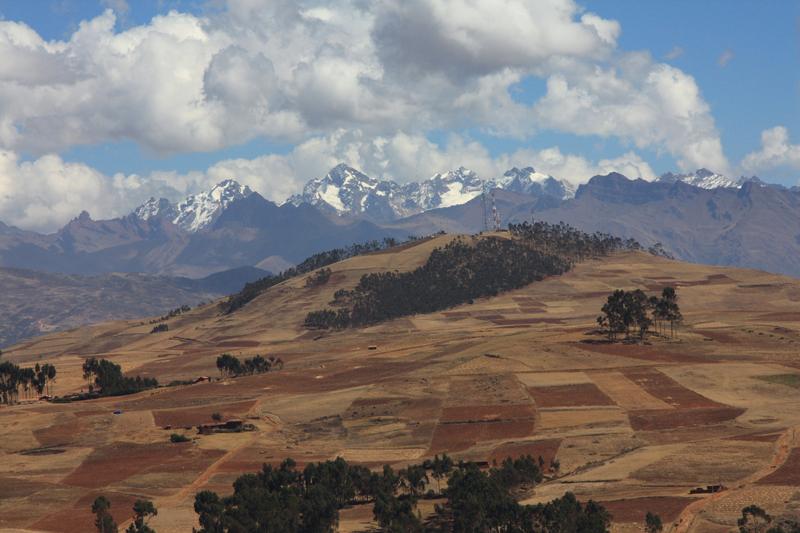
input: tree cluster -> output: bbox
[508,221,642,260]
[150,323,169,334]
[596,287,682,341]
[215,354,283,378]
[305,268,332,288]
[221,237,413,314]
[0,359,56,404]
[91,496,158,533]
[192,454,611,533]
[82,357,158,397]
[738,505,800,533]
[305,236,571,329]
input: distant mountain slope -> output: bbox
[0,265,270,348]
[0,185,408,277]
[510,173,800,276]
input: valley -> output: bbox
[3,235,800,531]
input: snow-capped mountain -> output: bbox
[658,168,744,189]
[405,167,486,211]
[289,164,576,221]
[496,167,575,200]
[133,179,253,232]
[287,164,401,221]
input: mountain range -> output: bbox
[0,163,795,281]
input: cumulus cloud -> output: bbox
[0,0,723,167]
[0,0,733,230]
[0,131,656,231]
[0,151,182,232]
[532,54,729,173]
[741,126,800,174]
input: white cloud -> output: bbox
[0,1,722,166]
[741,126,800,174]
[0,131,656,231]
[0,151,181,232]
[718,49,734,67]
[0,0,735,231]
[532,55,729,173]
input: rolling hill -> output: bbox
[3,233,800,531]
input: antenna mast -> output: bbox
[490,190,501,231]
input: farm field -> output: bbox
[4,234,800,532]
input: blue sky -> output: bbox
[0,0,798,230]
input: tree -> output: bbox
[739,505,773,533]
[194,491,224,533]
[400,464,428,498]
[125,500,157,533]
[92,496,119,533]
[431,454,453,493]
[645,511,663,533]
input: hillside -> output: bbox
[4,235,800,531]
[0,266,268,348]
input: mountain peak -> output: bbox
[658,169,741,190]
[131,179,253,232]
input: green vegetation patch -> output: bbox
[755,374,800,389]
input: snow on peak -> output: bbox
[495,167,575,199]
[287,164,400,220]
[133,197,176,221]
[658,169,743,190]
[288,164,577,221]
[132,179,253,232]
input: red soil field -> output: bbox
[152,399,257,427]
[621,368,722,409]
[599,496,697,522]
[488,438,561,466]
[628,407,745,431]
[34,417,85,447]
[429,419,535,454]
[527,383,615,408]
[758,448,800,485]
[440,404,536,423]
[62,441,223,489]
[31,491,141,533]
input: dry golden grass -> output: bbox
[6,243,800,531]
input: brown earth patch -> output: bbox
[758,312,800,322]
[429,420,535,454]
[34,416,85,447]
[488,438,561,466]
[345,397,441,421]
[62,441,223,489]
[528,383,615,408]
[440,404,535,423]
[216,340,261,348]
[725,431,783,443]
[577,342,703,364]
[698,330,740,343]
[152,399,257,427]
[600,496,697,523]
[31,491,141,533]
[490,318,565,326]
[628,407,745,431]
[621,368,722,409]
[758,448,800,485]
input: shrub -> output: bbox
[170,433,190,443]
